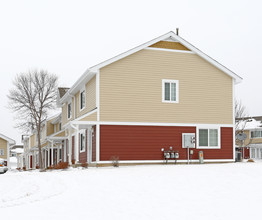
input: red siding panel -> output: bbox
[92,126,96,162]
[100,125,233,161]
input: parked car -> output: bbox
[0,158,8,174]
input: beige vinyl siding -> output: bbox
[30,134,36,148]
[100,49,233,124]
[0,138,7,159]
[240,130,262,146]
[61,76,96,126]
[61,98,75,127]
[46,119,55,136]
[80,112,97,121]
[54,130,66,137]
[75,76,96,118]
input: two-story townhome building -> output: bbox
[0,133,15,169]
[22,112,64,169]
[236,117,262,160]
[57,31,242,166]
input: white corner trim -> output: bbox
[96,70,100,121]
[145,47,194,54]
[232,79,236,160]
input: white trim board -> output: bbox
[145,47,194,54]
[94,159,235,164]
[72,121,234,128]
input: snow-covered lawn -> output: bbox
[0,162,261,220]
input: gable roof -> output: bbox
[60,31,242,104]
[0,133,16,145]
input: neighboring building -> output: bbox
[21,112,64,169]
[236,117,262,160]
[0,133,16,169]
[54,31,242,166]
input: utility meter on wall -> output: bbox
[182,133,196,148]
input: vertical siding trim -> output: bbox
[96,70,100,162]
[232,79,235,160]
[96,70,100,121]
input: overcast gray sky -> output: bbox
[0,0,261,144]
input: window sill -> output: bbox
[197,146,221,149]
[162,100,179,103]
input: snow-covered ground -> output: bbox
[0,162,261,220]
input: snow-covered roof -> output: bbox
[239,118,262,130]
[11,148,24,154]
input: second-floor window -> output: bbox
[251,130,262,138]
[68,102,72,119]
[59,123,62,131]
[80,90,86,110]
[162,79,179,103]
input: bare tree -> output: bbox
[235,99,248,135]
[8,70,58,169]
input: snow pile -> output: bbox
[1,163,262,220]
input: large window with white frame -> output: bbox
[250,130,262,139]
[162,79,179,103]
[67,101,72,119]
[80,130,86,152]
[198,127,220,149]
[80,88,86,110]
[0,148,4,156]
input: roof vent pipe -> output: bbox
[176,28,179,35]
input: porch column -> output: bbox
[57,144,60,164]
[51,141,54,166]
[75,125,79,163]
[63,141,66,162]
[48,146,50,167]
[7,142,10,170]
[68,130,72,165]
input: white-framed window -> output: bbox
[59,123,62,131]
[67,101,72,119]
[80,88,86,111]
[80,130,86,152]
[250,130,262,139]
[0,148,4,156]
[250,148,256,158]
[197,127,220,149]
[162,79,179,103]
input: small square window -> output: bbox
[162,79,179,103]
